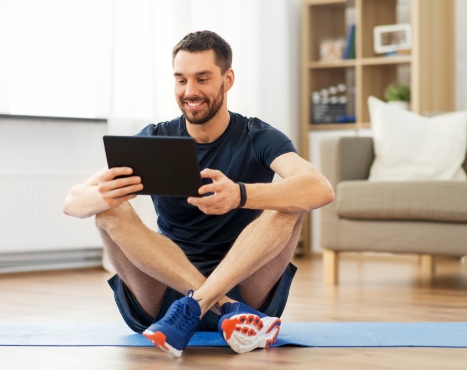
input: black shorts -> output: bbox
[108,262,297,333]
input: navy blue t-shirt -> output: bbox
[136,111,296,271]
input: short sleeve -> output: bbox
[248,119,297,169]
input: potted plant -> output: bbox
[384,83,411,110]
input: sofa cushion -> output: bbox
[336,180,467,222]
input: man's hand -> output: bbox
[97,167,143,208]
[187,169,241,215]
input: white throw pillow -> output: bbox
[368,96,467,181]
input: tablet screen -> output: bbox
[103,135,202,197]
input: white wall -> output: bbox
[0,119,107,175]
[0,118,108,256]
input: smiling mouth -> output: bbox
[186,101,203,107]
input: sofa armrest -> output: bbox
[319,136,374,250]
[320,136,374,188]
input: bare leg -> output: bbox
[96,201,209,317]
[98,227,166,317]
[238,211,304,310]
[193,210,305,312]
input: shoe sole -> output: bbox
[220,314,281,354]
[142,329,183,358]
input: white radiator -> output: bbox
[0,174,103,273]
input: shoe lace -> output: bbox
[165,290,199,331]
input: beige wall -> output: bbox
[456,0,467,110]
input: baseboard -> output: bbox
[0,248,103,274]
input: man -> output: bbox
[63,30,334,357]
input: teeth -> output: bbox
[186,101,202,107]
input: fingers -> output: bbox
[188,169,240,215]
[102,193,138,208]
[200,168,222,180]
[98,167,143,207]
[188,193,232,215]
[100,167,133,182]
[197,169,226,196]
[99,181,142,200]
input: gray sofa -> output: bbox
[319,136,467,285]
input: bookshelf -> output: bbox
[300,0,455,252]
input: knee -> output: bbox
[262,210,305,234]
[95,202,139,232]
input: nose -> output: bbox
[184,80,200,99]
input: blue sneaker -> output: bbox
[143,290,201,357]
[218,302,281,353]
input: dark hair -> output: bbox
[172,30,232,74]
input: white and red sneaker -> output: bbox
[218,302,281,354]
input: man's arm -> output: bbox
[246,152,334,213]
[187,152,335,215]
[63,167,143,219]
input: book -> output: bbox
[343,24,356,60]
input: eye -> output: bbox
[176,79,186,85]
[198,78,208,83]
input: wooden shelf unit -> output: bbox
[300,0,455,252]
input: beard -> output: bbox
[178,83,225,125]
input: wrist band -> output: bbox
[237,182,247,208]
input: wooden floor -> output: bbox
[1,254,466,369]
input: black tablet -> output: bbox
[103,135,202,197]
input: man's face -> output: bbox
[173,50,228,125]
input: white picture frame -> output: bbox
[373,23,412,54]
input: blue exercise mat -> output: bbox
[1,322,466,348]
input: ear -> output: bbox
[224,68,235,92]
